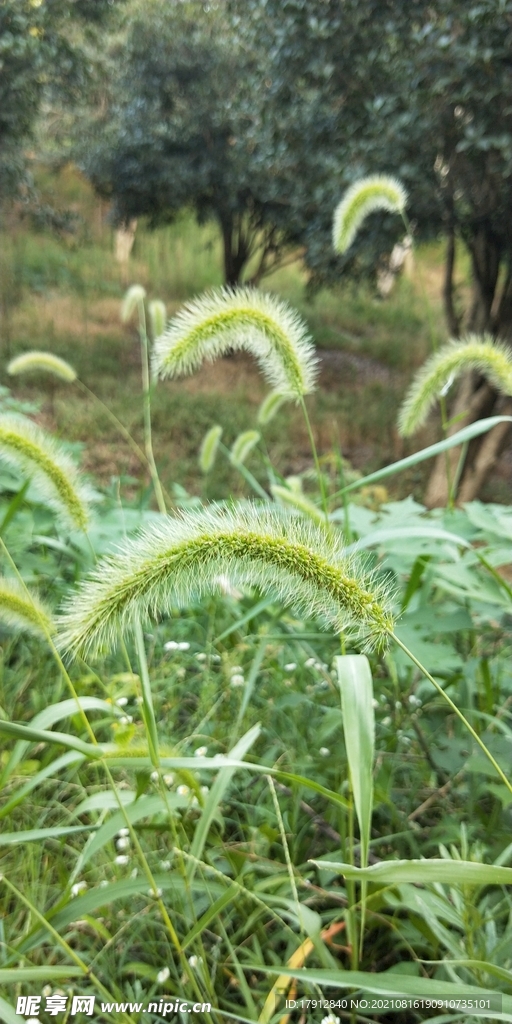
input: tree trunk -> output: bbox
[219,213,249,285]
[424,230,512,507]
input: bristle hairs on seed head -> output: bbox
[7,351,77,383]
[398,334,512,437]
[333,175,408,255]
[0,577,54,639]
[57,503,395,660]
[0,416,92,531]
[152,286,318,398]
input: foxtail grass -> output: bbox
[0,576,54,638]
[333,175,408,254]
[230,429,261,466]
[0,415,92,530]
[7,351,77,383]
[199,424,223,473]
[398,334,512,436]
[152,286,318,397]
[57,504,395,659]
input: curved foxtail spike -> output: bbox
[0,416,93,531]
[7,351,77,383]
[148,299,167,339]
[199,424,223,474]
[57,505,395,659]
[0,577,54,639]
[230,430,260,466]
[121,284,146,323]
[333,175,408,254]
[152,287,318,398]
[257,391,287,426]
[398,334,512,437]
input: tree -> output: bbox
[0,0,124,200]
[236,0,512,503]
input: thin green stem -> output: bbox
[266,774,303,934]
[390,630,512,796]
[137,299,167,514]
[74,379,173,509]
[299,395,329,519]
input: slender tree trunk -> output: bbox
[425,230,512,506]
[219,213,249,285]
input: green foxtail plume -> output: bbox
[333,175,408,254]
[152,287,318,397]
[148,299,167,339]
[257,391,287,425]
[199,424,223,473]
[230,430,260,466]
[7,351,77,383]
[0,416,92,531]
[57,504,394,659]
[121,284,146,323]
[398,334,512,437]
[0,577,54,638]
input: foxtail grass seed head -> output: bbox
[7,351,77,383]
[398,334,512,436]
[257,391,287,425]
[199,424,223,474]
[0,576,55,638]
[0,415,92,531]
[148,299,167,339]
[230,429,260,466]
[152,286,318,397]
[121,284,147,323]
[57,504,395,660]
[333,175,408,254]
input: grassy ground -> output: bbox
[2,164,503,505]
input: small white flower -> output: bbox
[114,855,130,866]
[135,695,144,704]
[382,717,392,727]
[160,860,171,871]
[70,880,87,898]
[230,665,243,674]
[157,966,170,984]
[201,786,209,796]
[194,746,208,757]
[116,696,129,707]
[372,698,379,708]
[99,879,109,889]
[319,747,330,757]
[211,653,221,663]
[25,1019,42,1024]
[230,674,245,687]
[150,770,160,782]
[188,955,203,968]
[164,640,179,651]
[177,785,190,797]
[130,868,138,879]
[305,657,315,667]
[196,652,207,662]
[178,641,190,651]
[42,986,52,997]
[118,827,130,837]
[119,715,133,725]
[116,837,130,851]
[163,773,175,787]
[395,701,402,710]
[148,887,163,898]
[321,1014,340,1024]
[284,662,297,671]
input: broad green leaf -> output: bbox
[311,859,512,886]
[0,967,83,982]
[337,416,512,495]
[0,995,21,1024]
[0,721,101,758]
[189,724,260,879]
[347,525,471,554]
[0,824,100,847]
[182,885,239,949]
[0,751,84,820]
[422,961,512,987]
[336,655,374,869]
